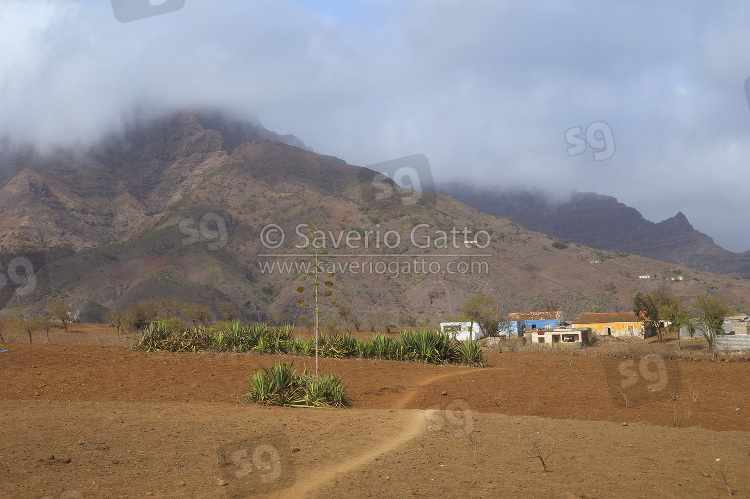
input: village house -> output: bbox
[572,312,645,337]
[500,311,565,336]
[723,314,750,335]
[439,322,486,341]
[525,327,591,346]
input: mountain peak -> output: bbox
[657,211,693,233]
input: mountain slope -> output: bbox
[1,110,749,325]
[438,183,750,279]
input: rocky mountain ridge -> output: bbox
[438,183,750,279]
[1,110,748,324]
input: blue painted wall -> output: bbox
[499,318,562,336]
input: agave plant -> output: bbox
[244,362,346,408]
[213,331,227,350]
[456,339,486,367]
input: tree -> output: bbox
[46,298,70,332]
[498,315,512,337]
[126,300,160,327]
[692,295,730,350]
[337,304,361,332]
[398,310,418,328]
[153,296,185,318]
[183,303,213,328]
[298,314,313,333]
[633,290,677,340]
[218,301,238,321]
[660,301,691,350]
[367,311,396,333]
[461,295,499,337]
[106,308,126,335]
[20,316,51,344]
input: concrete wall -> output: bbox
[715,336,750,351]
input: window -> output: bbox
[627,325,634,333]
[606,326,612,335]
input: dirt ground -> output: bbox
[1,324,750,498]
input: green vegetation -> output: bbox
[460,295,500,337]
[244,361,346,408]
[133,321,485,366]
[551,241,568,249]
[692,295,730,350]
[45,298,70,332]
[591,249,630,260]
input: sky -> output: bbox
[1,1,750,251]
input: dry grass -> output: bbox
[484,334,750,363]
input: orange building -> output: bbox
[572,312,644,337]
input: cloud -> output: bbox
[1,0,749,251]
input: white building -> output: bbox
[526,327,591,345]
[439,322,486,341]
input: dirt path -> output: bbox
[279,410,427,498]
[280,368,475,497]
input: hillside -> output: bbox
[439,183,750,279]
[1,110,750,326]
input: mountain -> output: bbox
[1,110,749,325]
[438,184,750,280]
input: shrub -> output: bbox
[133,322,485,366]
[243,361,347,408]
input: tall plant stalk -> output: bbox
[296,219,335,378]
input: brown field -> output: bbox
[1,324,750,498]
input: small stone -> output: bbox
[291,448,301,453]
[217,478,228,487]
[145,493,153,496]
[621,423,628,426]
[441,391,448,396]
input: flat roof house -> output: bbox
[439,322,486,341]
[723,314,750,335]
[526,327,591,346]
[572,312,644,338]
[500,311,565,336]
